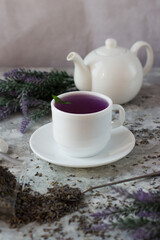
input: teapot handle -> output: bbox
[130,41,154,76]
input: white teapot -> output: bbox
[67,38,154,104]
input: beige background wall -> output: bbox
[0,0,159,68]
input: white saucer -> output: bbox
[29,123,135,168]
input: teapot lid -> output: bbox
[95,38,127,56]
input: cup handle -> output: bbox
[112,104,125,129]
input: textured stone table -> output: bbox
[0,68,160,240]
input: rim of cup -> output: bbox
[51,91,113,117]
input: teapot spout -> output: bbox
[67,52,91,91]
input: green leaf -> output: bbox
[52,94,71,104]
[0,97,11,107]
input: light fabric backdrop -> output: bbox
[0,0,159,68]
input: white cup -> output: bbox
[51,91,125,158]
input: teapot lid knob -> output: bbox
[105,38,117,49]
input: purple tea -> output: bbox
[55,93,109,114]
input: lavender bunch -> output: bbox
[79,188,160,240]
[0,96,19,120]
[0,68,75,133]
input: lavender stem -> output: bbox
[83,171,160,194]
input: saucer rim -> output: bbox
[29,123,135,168]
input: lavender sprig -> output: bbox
[3,68,22,80]
[132,188,160,203]
[112,186,160,203]
[27,98,48,108]
[0,106,13,120]
[20,117,31,134]
[0,99,19,120]
[136,210,160,219]
[19,91,28,116]
[130,224,160,240]
[91,209,114,219]
[0,68,76,133]
[78,188,160,240]
[20,102,50,133]
[3,68,48,84]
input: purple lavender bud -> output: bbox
[91,223,111,232]
[131,226,151,240]
[25,76,46,84]
[130,224,160,240]
[3,68,26,82]
[19,92,28,116]
[112,187,160,203]
[3,69,19,78]
[27,99,45,107]
[20,117,31,133]
[132,189,160,203]
[136,211,160,219]
[111,186,132,199]
[0,106,12,120]
[91,209,114,219]
[0,103,19,120]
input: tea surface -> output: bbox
[55,94,109,114]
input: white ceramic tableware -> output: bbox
[51,91,125,158]
[67,38,154,104]
[29,123,135,168]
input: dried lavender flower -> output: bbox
[90,208,115,219]
[20,102,50,133]
[136,210,160,219]
[25,75,47,85]
[130,224,160,240]
[20,117,31,133]
[132,188,160,203]
[0,68,76,133]
[3,68,20,80]
[112,186,160,203]
[27,98,48,108]
[77,188,160,240]
[19,91,28,116]
[0,103,18,121]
